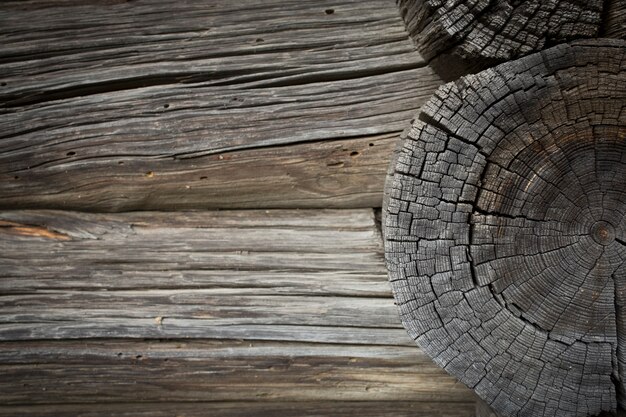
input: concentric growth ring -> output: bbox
[384,39,626,417]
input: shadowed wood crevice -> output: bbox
[384,39,626,417]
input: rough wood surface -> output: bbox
[384,39,626,417]
[605,0,626,38]
[0,401,474,417]
[0,340,473,406]
[0,209,391,342]
[0,208,474,412]
[395,0,624,80]
[0,0,443,211]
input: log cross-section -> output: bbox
[384,39,626,417]
[396,0,610,80]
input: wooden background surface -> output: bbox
[0,0,477,415]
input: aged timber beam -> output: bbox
[384,39,626,417]
[0,208,475,412]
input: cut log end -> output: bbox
[384,39,626,417]
[396,0,622,80]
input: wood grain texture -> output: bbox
[0,402,475,417]
[0,209,394,342]
[0,0,443,211]
[0,340,474,406]
[0,208,474,413]
[395,0,621,80]
[384,39,626,417]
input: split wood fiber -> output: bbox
[384,39,626,417]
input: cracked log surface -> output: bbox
[384,39,626,416]
[395,0,626,80]
[0,0,443,211]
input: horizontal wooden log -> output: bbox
[0,0,443,211]
[1,134,401,211]
[0,208,475,412]
[0,209,388,292]
[0,209,415,343]
[0,339,474,406]
[0,401,475,417]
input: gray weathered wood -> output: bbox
[0,209,396,343]
[0,0,444,211]
[0,401,475,417]
[384,39,626,416]
[395,0,625,80]
[0,340,474,405]
[0,208,474,412]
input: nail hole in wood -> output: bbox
[350,151,359,157]
[325,9,334,14]
[200,176,208,180]
[163,104,169,109]
[66,151,76,156]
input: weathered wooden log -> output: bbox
[0,208,474,412]
[0,340,473,406]
[0,402,475,417]
[384,39,626,417]
[396,0,621,80]
[0,0,444,211]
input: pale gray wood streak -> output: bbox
[0,209,387,341]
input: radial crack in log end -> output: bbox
[396,0,616,80]
[384,39,626,417]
